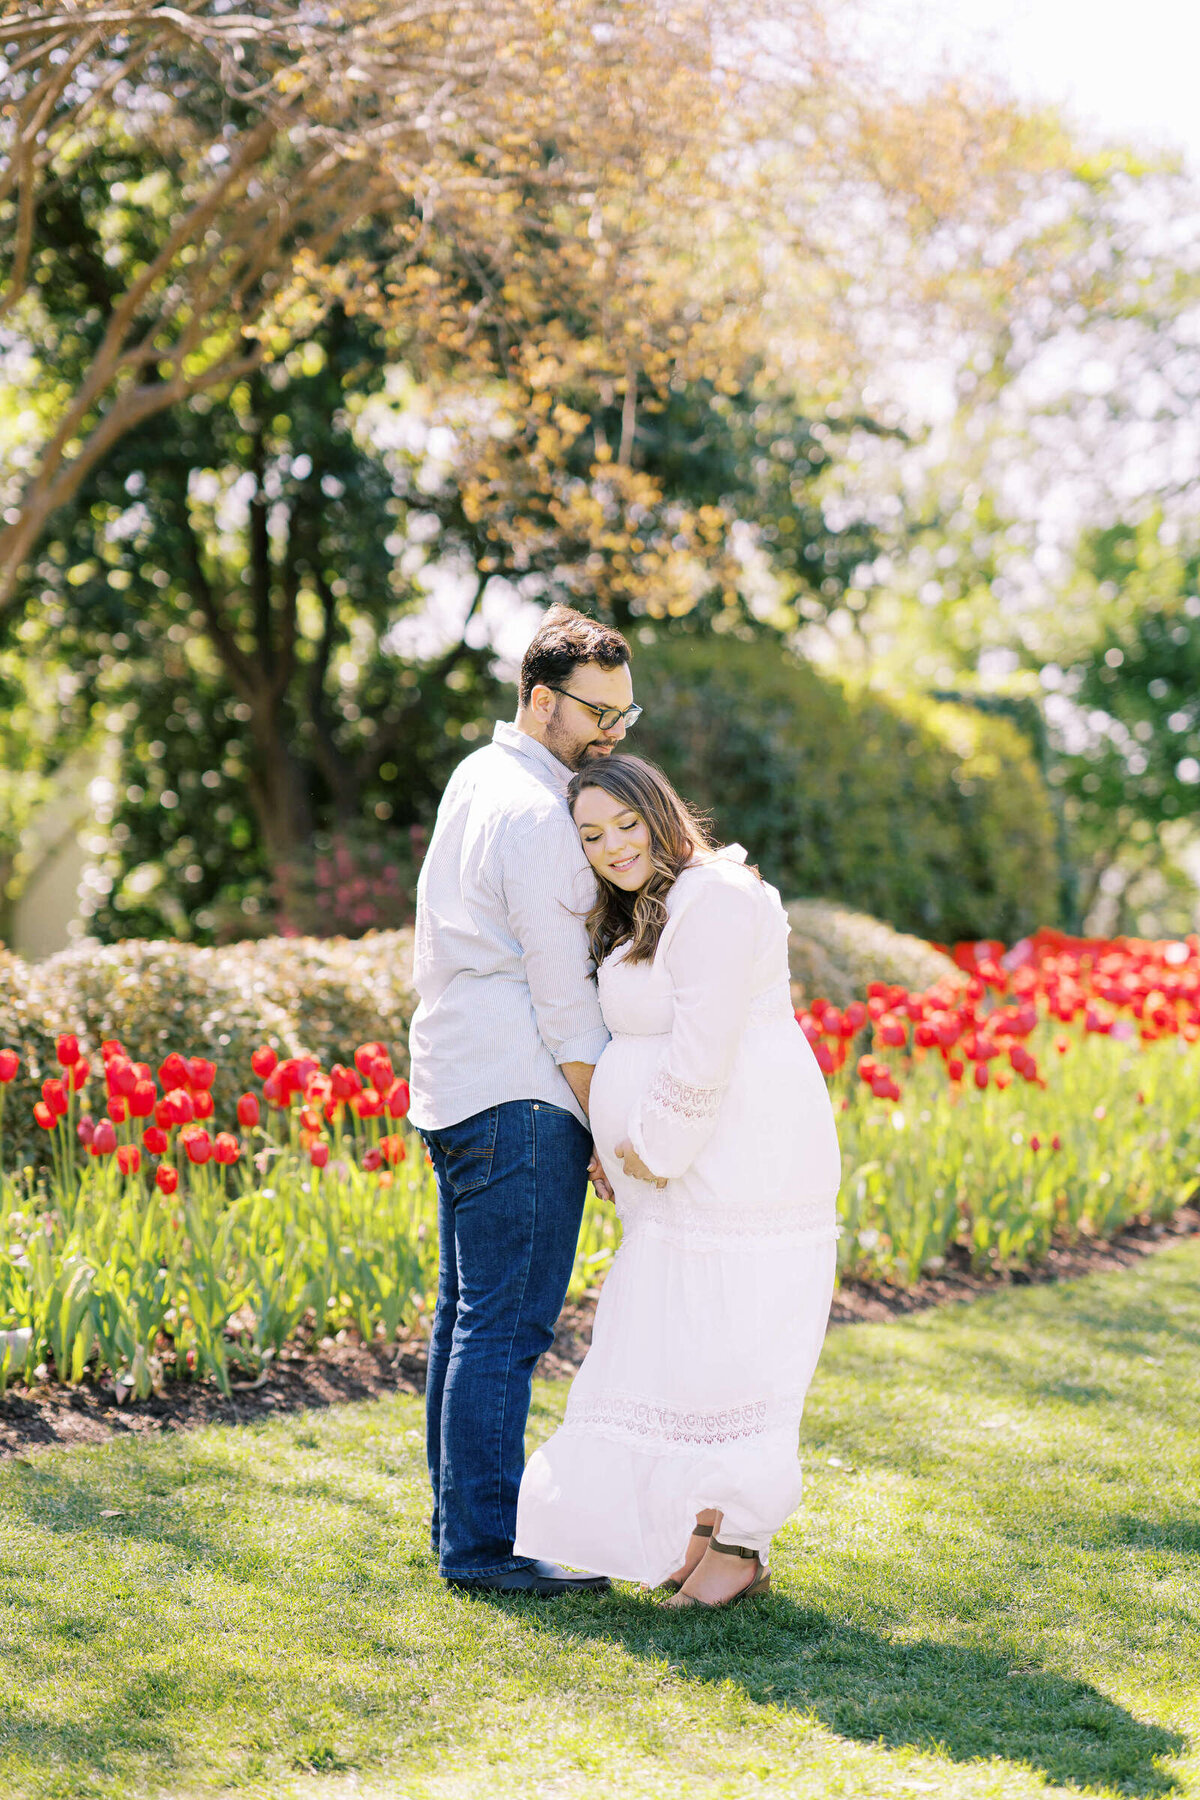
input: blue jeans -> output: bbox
[421,1100,592,1580]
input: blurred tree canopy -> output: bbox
[4,1,1200,941]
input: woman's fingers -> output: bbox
[614,1138,665,1185]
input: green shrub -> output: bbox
[784,901,956,1006]
[630,636,1060,941]
[0,931,417,1171]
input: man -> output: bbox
[409,604,640,1594]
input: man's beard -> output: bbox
[546,724,609,772]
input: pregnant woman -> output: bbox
[515,755,840,1608]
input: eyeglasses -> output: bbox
[542,686,643,733]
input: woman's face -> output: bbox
[572,787,653,891]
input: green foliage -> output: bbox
[835,1031,1200,1283]
[1049,516,1200,931]
[630,636,1061,941]
[0,1146,438,1400]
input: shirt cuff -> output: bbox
[555,1027,611,1067]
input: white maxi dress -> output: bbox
[514,847,841,1586]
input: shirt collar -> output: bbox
[492,720,574,797]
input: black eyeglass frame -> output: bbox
[541,684,643,733]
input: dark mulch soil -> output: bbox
[3,1206,1197,1460]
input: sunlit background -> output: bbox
[3,0,1199,957]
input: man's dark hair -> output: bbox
[519,604,631,706]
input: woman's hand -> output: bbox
[615,1139,667,1188]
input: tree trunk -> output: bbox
[244,695,315,865]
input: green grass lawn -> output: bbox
[2,1242,1199,1800]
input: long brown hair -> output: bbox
[567,755,716,966]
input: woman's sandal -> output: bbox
[664,1538,771,1609]
[657,1522,714,1594]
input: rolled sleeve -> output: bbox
[501,813,609,1068]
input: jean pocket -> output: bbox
[434,1107,499,1199]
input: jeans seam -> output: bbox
[491,1100,538,1550]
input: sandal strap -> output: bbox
[710,1539,759,1560]
[691,1523,714,1539]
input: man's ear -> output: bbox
[527,683,556,723]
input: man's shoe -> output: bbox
[445,1558,610,1596]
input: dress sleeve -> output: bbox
[627,873,759,1180]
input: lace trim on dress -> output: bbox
[618,1190,838,1244]
[643,1068,723,1123]
[628,1214,841,1252]
[561,1389,807,1451]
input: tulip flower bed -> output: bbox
[812,927,1200,1284]
[0,1030,618,1402]
[0,926,1198,1401]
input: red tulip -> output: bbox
[330,1063,361,1100]
[41,1077,68,1117]
[192,1091,214,1120]
[158,1052,190,1091]
[142,1126,169,1155]
[182,1129,212,1166]
[33,1101,55,1130]
[92,1118,118,1155]
[947,1057,965,1082]
[309,1140,330,1169]
[165,1087,195,1125]
[188,1057,217,1091]
[1051,1134,1062,1152]
[156,1165,179,1195]
[0,1048,19,1083]
[129,1079,157,1119]
[251,1044,278,1079]
[387,1079,411,1119]
[107,1059,137,1098]
[1030,1135,1041,1152]
[813,1042,835,1075]
[107,1096,128,1124]
[100,1039,126,1061]
[67,1056,90,1091]
[354,1040,388,1077]
[300,1104,322,1133]
[56,1033,81,1067]
[843,1001,868,1032]
[381,1133,407,1166]
[362,1146,383,1173]
[117,1144,141,1176]
[973,1065,989,1091]
[877,1015,907,1048]
[214,1132,240,1165]
[78,1115,96,1146]
[262,1066,291,1108]
[236,1093,260,1129]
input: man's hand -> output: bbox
[588,1150,615,1204]
[615,1139,666,1188]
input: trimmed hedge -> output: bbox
[630,636,1060,942]
[785,900,956,1007]
[0,894,959,1169]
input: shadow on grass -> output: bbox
[468,1586,1184,1799]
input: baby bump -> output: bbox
[589,1034,665,1184]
